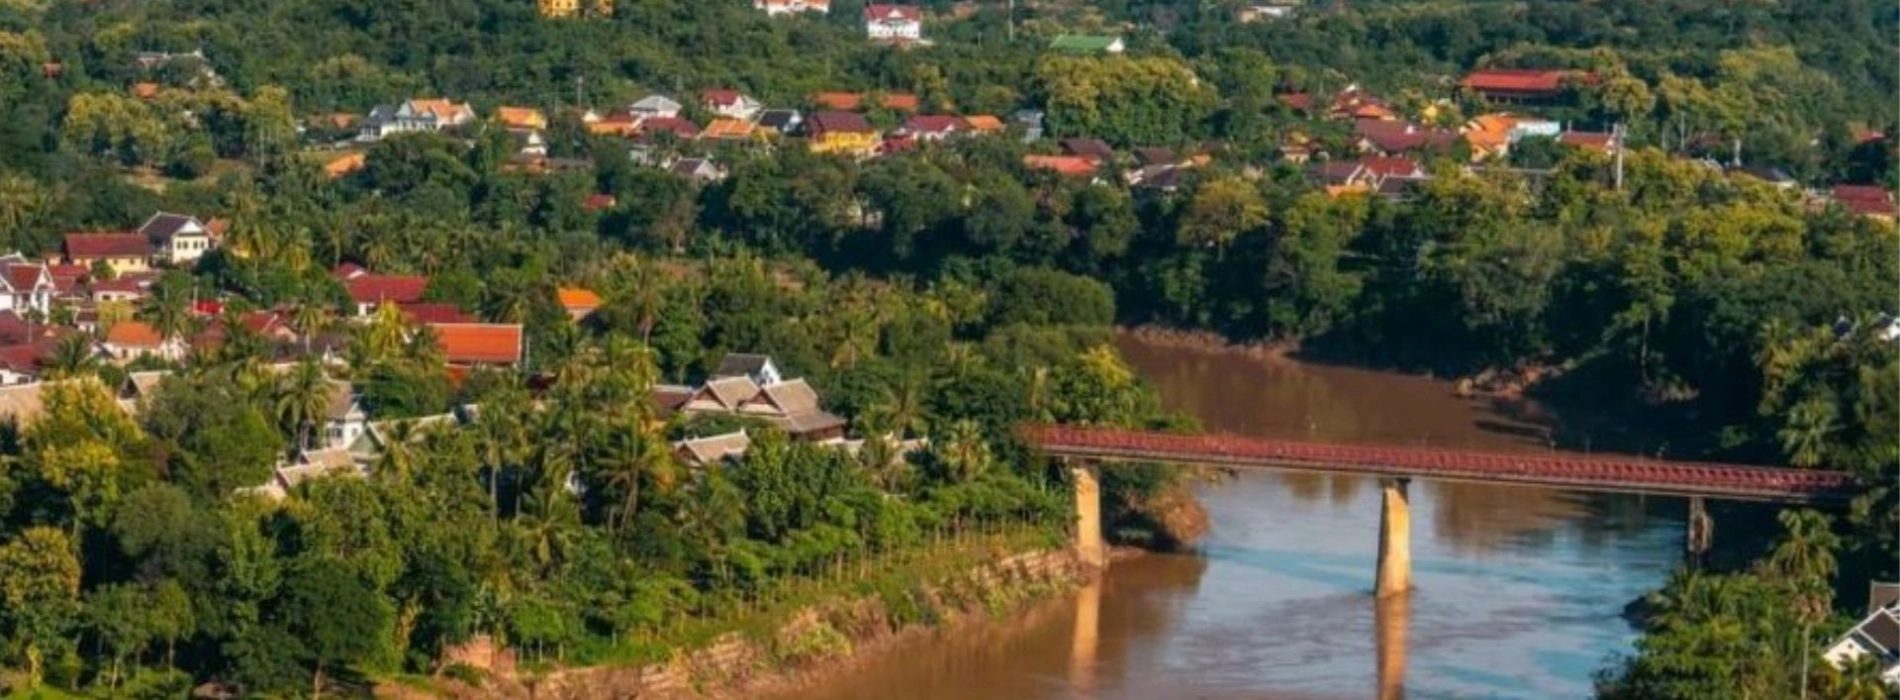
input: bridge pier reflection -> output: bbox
[1069,577,1101,695]
[1376,590,1410,700]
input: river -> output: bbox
[775,334,1687,700]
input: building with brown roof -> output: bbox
[1461,69,1591,104]
[343,274,429,316]
[63,233,154,275]
[1833,185,1896,221]
[102,320,184,362]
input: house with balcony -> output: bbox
[863,4,922,42]
[358,99,476,141]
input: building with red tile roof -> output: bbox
[344,275,429,316]
[557,288,602,321]
[1833,185,1895,220]
[1558,130,1617,153]
[1461,69,1592,103]
[811,92,866,111]
[429,323,524,366]
[398,303,475,325]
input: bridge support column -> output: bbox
[1685,496,1712,566]
[1375,477,1412,599]
[1071,461,1107,570]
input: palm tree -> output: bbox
[612,257,666,344]
[44,334,99,380]
[870,371,929,439]
[600,418,677,535]
[290,302,329,356]
[1778,397,1840,467]
[274,361,333,451]
[140,273,194,344]
[932,419,992,485]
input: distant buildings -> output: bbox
[358,99,476,142]
[863,4,923,42]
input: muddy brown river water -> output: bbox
[773,335,1685,700]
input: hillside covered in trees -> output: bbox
[0,0,1893,696]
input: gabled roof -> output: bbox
[1060,138,1115,160]
[1360,156,1425,179]
[864,4,923,21]
[122,370,169,399]
[1,261,48,294]
[901,115,965,134]
[137,212,206,242]
[64,233,152,259]
[700,89,757,109]
[344,275,429,305]
[676,430,752,466]
[630,94,683,114]
[757,378,821,415]
[429,323,524,365]
[963,114,1004,131]
[758,109,804,131]
[713,353,775,378]
[808,111,876,135]
[105,320,164,347]
[691,375,763,411]
[1354,119,1457,153]
[557,287,602,311]
[1461,69,1586,95]
[1277,92,1314,112]
[639,116,701,139]
[326,380,358,421]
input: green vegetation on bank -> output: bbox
[0,0,1892,696]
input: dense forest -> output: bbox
[0,0,1895,696]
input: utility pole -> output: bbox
[1007,0,1015,42]
[575,75,584,109]
[1613,122,1626,192]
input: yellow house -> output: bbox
[495,106,548,131]
[806,112,879,156]
[538,0,611,17]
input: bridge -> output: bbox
[1021,425,1861,597]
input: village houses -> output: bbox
[863,4,923,42]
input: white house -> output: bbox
[0,254,54,317]
[358,99,476,142]
[630,94,683,121]
[322,380,369,450]
[1824,605,1900,688]
[712,352,783,386]
[756,0,830,15]
[701,89,764,121]
[136,212,216,266]
[863,4,922,41]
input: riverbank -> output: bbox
[375,530,1094,700]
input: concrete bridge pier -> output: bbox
[1071,460,1108,570]
[1375,477,1412,598]
[1685,496,1712,566]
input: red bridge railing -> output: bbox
[1020,425,1859,504]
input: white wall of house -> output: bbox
[866,16,921,40]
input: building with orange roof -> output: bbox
[131,82,159,100]
[102,320,184,362]
[880,93,921,112]
[429,323,525,366]
[323,152,367,180]
[962,115,1005,132]
[756,0,830,15]
[1463,114,1518,161]
[495,106,548,131]
[558,288,602,321]
[586,109,641,137]
[701,118,762,141]
[811,92,866,111]
[1023,155,1100,178]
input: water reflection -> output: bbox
[1376,592,1409,700]
[771,336,1685,700]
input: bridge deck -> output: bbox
[1023,425,1858,504]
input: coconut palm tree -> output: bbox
[274,360,333,451]
[44,334,99,380]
